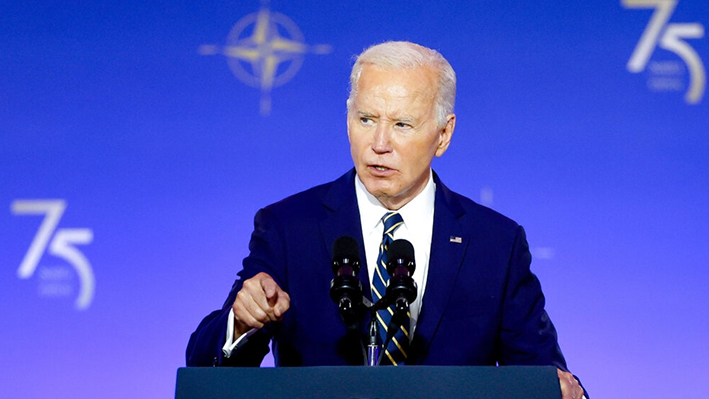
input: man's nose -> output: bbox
[371,125,393,154]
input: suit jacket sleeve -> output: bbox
[498,225,567,370]
[185,207,285,367]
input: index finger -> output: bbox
[260,274,279,303]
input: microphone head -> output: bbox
[386,239,416,275]
[331,236,361,275]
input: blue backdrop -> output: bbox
[2,1,707,398]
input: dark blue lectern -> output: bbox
[175,366,560,399]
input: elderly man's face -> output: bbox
[347,64,455,210]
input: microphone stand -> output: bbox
[367,315,379,366]
[366,296,407,366]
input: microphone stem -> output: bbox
[367,318,379,366]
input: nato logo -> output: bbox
[199,2,332,115]
[623,0,705,104]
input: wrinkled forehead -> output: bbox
[354,64,438,105]
[348,87,437,128]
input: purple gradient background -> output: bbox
[1,1,707,398]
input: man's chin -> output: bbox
[367,187,406,210]
[361,180,395,199]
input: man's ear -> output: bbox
[346,112,353,140]
[435,114,455,157]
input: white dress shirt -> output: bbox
[353,171,435,338]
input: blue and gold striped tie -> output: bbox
[371,211,409,365]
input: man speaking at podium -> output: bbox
[187,41,586,399]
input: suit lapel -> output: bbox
[318,169,372,300]
[412,173,470,363]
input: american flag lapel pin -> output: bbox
[449,236,462,244]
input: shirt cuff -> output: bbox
[222,309,257,358]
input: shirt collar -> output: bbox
[354,170,436,234]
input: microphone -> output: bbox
[385,239,417,317]
[329,236,363,328]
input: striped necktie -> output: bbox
[371,211,409,365]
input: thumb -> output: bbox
[273,288,290,318]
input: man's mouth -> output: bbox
[369,165,395,176]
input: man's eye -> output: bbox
[395,122,412,128]
[361,117,373,124]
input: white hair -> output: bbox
[346,41,456,127]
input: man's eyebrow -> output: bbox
[357,111,377,118]
[395,116,415,124]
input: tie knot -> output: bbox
[382,211,404,235]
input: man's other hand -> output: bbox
[558,368,586,399]
[232,272,291,337]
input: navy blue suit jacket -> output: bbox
[186,169,567,369]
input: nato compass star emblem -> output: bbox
[199,6,332,115]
